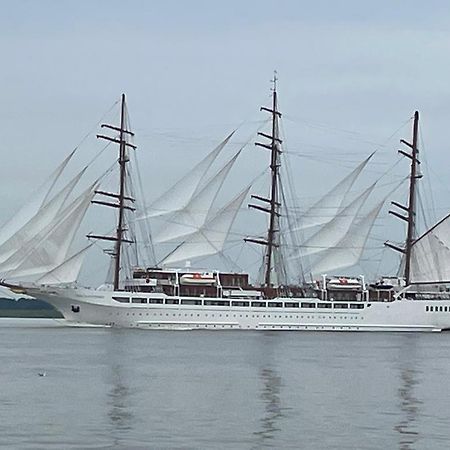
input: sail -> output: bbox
[162,186,250,265]
[409,213,450,283]
[0,149,76,246]
[294,153,374,231]
[310,199,384,275]
[0,182,97,280]
[0,167,87,264]
[154,150,241,243]
[140,130,235,219]
[36,244,92,285]
[298,182,376,258]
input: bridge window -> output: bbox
[301,302,316,308]
[251,301,266,307]
[181,299,202,305]
[232,301,249,307]
[317,303,332,309]
[165,299,179,305]
[268,302,283,308]
[204,300,230,306]
[350,304,364,309]
[132,297,147,304]
[284,302,299,308]
[334,303,348,309]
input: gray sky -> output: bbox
[1,0,450,283]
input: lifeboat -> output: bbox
[179,272,216,286]
[327,277,361,290]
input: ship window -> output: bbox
[350,304,364,309]
[317,303,332,309]
[204,300,230,306]
[181,299,202,305]
[232,301,249,307]
[440,306,444,312]
[301,302,316,308]
[334,303,348,309]
[268,302,283,308]
[251,301,266,307]
[132,297,147,304]
[446,306,448,312]
[148,298,164,304]
[113,296,130,303]
[284,302,299,308]
[426,306,429,312]
[165,299,179,305]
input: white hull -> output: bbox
[23,286,450,332]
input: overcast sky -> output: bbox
[1,0,450,283]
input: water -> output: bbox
[1,319,450,449]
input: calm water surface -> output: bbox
[1,318,450,449]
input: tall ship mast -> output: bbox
[385,111,421,285]
[87,94,136,290]
[3,90,450,332]
[246,73,282,288]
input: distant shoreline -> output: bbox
[0,298,63,318]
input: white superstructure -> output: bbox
[16,281,450,332]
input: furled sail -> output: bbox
[294,153,374,231]
[409,213,450,283]
[139,130,235,219]
[0,167,87,264]
[36,244,92,285]
[154,150,241,243]
[162,186,251,265]
[0,149,76,247]
[310,199,384,275]
[297,182,376,258]
[1,182,97,280]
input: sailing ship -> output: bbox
[2,84,450,332]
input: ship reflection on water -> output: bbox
[254,367,284,445]
[394,336,422,450]
[106,332,134,441]
[108,367,134,431]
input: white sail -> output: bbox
[0,149,76,246]
[410,214,450,283]
[1,182,97,280]
[140,130,235,219]
[36,244,92,285]
[297,182,376,258]
[0,167,87,264]
[154,150,241,243]
[162,186,250,265]
[310,199,384,275]
[294,153,374,231]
